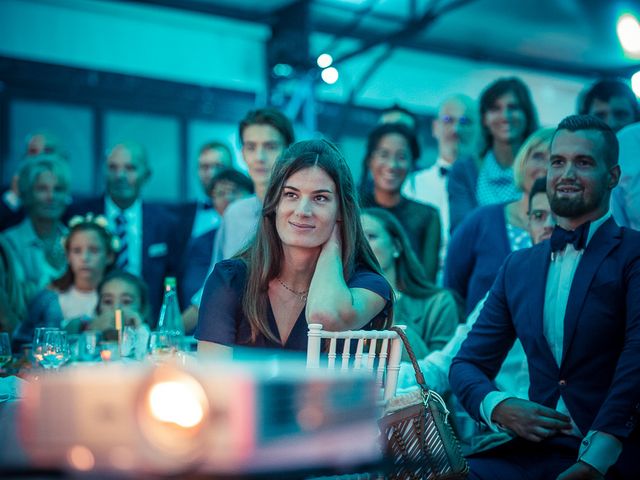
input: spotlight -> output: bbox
[617,13,640,55]
[632,71,640,97]
[316,53,333,69]
[321,67,339,85]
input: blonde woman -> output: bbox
[444,127,555,314]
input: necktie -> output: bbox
[550,222,590,253]
[439,167,449,177]
[115,212,129,270]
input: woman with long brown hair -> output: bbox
[361,207,462,359]
[196,139,392,354]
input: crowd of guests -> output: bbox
[1,76,639,479]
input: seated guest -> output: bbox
[578,78,640,133]
[2,154,70,291]
[450,115,639,479]
[173,141,234,252]
[212,108,295,262]
[402,94,479,248]
[611,122,640,230]
[187,107,295,312]
[444,127,554,314]
[181,169,253,331]
[88,270,150,354]
[398,177,555,454]
[0,237,32,336]
[448,77,539,231]
[196,140,392,355]
[170,141,234,308]
[360,123,441,283]
[361,207,461,360]
[13,214,117,346]
[1,130,64,232]
[66,141,179,324]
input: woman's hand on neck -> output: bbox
[278,245,319,290]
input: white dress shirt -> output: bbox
[190,196,221,239]
[479,212,622,474]
[402,158,451,238]
[190,194,262,307]
[105,196,142,276]
[402,158,450,283]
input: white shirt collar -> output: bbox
[105,196,142,220]
[435,157,453,170]
[585,211,611,247]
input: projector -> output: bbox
[19,358,381,475]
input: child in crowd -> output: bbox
[14,214,117,346]
[89,270,151,358]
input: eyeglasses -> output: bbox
[439,115,473,126]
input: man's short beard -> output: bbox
[549,191,605,219]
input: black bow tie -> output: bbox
[200,201,213,210]
[550,223,590,253]
[439,167,449,177]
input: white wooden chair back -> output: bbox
[306,323,406,402]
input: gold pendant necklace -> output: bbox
[277,278,308,303]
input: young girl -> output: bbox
[89,270,151,359]
[91,269,150,331]
[14,214,117,345]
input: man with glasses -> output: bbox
[402,95,479,279]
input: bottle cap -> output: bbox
[164,277,177,288]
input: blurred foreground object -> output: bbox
[19,359,380,475]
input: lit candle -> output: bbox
[100,349,112,362]
[115,309,122,331]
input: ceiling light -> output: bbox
[321,67,339,85]
[632,71,640,97]
[617,13,640,55]
[317,53,333,68]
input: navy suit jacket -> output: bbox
[450,218,640,447]
[66,196,181,326]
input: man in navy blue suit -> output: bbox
[450,115,640,480]
[66,141,179,325]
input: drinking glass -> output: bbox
[32,327,59,368]
[80,331,101,361]
[148,332,176,362]
[40,330,69,370]
[99,341,120,362]
[120,326,137,359]
[0,333,12,371]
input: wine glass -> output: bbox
[0,333,12,372]
[41,330,69,371]
[148,332,175,362]
[32,327,59,368]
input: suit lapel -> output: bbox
[561,218,621,364]
[528,242,558,367]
